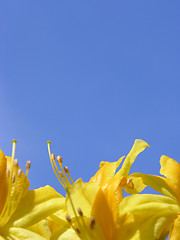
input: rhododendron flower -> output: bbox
[129,155,180,240]
[0,140,65,240]
[47,139,153,240]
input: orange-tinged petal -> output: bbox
[169,215,180,240]
[90,157,124,187]
[160,155,180,186]
[102,177,127,222]
[0,150,7,213]
[91,188,115,240]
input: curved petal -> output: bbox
[52,228,80,240]
[128,173,180,201]
[160,155,180,186]
[0,150,7,213]
[124,175,146,194]
[9,186,65,228]
[115,139,150,178]
[90,157,124,187]
[102,177,127,221]
[91,188,115,240]
[66,179,100,218]
[116,194,179,240]
[27,220,51,239]
[169,215,180,240]
[8,227,49,240]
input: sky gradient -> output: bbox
[0,1,180,198]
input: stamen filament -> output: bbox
[65,187,82,233]
[58,161,71,187]
[53,160,67,186]
[47,142,65,188]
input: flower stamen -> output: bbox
[47,141,74,189]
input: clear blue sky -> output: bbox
[0,1,180,196]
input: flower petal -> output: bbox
[27,220,51,239]
[117,194,178,240]
[91,187,115,240]
[52,228,80,240]
[66,179,100,218]
[9,185,65,228]
[129,173,180,201]
[115,139,150,177]
[169,215,180,240]
[90,157,124,187]
[8,227,49,240]
[0,150,7,213]
[160,155,180,186]
[102,177,127,221]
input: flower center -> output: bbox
[0,140,30,227]
[65,187,106,240]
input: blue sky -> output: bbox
[0,1,180,197]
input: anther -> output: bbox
[66,214,71,223]
[12,139,17,144]
[18,169,22,177]
[90,217,95,229]
[59,171,63,178]
[51,153,55,161]
[75,227,81,234]
[14,159,18,167]
[57,155,62,164]
[12,175,15,183]
[126,178,134,189]
[64,166,69,174]
[26,161,31,169]
[77,207,83,217]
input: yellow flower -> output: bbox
[47,139,150,240]
[0,140,65,240]
[128,155,180,240]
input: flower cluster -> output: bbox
[0,139,179,239]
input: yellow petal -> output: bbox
[129,173,180,201]
[0,150,7,213]
[169,215,180,240]
[28,220,51,239]
[117,194,179,240]
[54,228,80,240]
[91,187,115,240]
[124,175,146,194]
[102,177,127,221]
[160,155,180,186]
[90,157,124,187]
[47,210,67,234]
[115,139,150,177]
[0,236,6,240]
[66,179,100,218]
[10,185,65,228]
[8,227,49,240]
